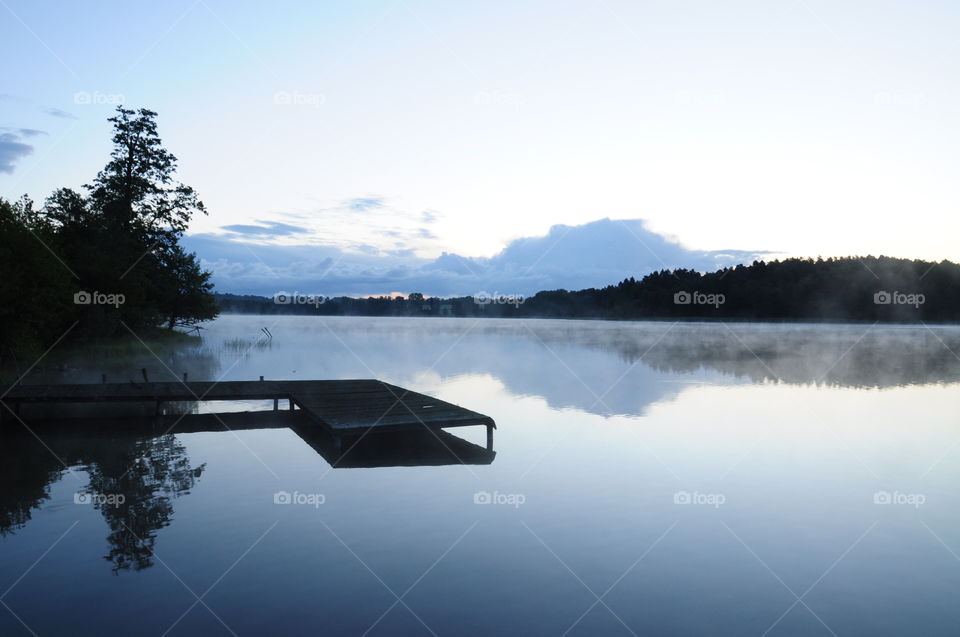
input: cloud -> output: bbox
[346,197,384,211]
[16,128,47,137]
[421,210,440,224]
[43,107,77,120]
[0,131,36,174]
[221,220,309,237]
[214,197,445,256]
[0,126,47,138]
[183,217,769,297]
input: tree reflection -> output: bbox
[0,426,204,573]
[0,435,65,535]
[82,433,205,572]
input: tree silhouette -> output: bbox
[213,256,960,323]
[87,107,205,238]
[0,106,218,356]
[0,429,205,573]
[83,434,205,572]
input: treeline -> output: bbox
[529,257,960,321]
[218,256,960,322]
[0,107,218,357]
[215,292,492,317]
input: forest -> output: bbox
[216,255,960,323]
[0,107,218,358]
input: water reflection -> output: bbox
[0,411,493,571]
[293,425,495,467]
[310,318,960,388]
[7,318,960,422]
[0,427,205,573]
[195,317,960,418]
[0,435,65,534]
[88,434,205,572]
[0,331,220,389]
[538,322,960,388]
[2,318,958,636]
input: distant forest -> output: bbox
[218,256,960,323]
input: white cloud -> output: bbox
[183,218,768,297]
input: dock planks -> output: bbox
[1,379,495,438]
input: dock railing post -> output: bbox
[486,423,493,451]
[273,398,279,411]
[290,398,295,411]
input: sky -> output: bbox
[2,0,959,294]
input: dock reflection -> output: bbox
[0,410,495,572]
[293,425,495,468]
[152,410,496,467]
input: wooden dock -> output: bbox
[0,378,496,447]
[2,410,496,467]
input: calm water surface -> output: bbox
[2,316,960,636]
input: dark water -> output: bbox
[2,316,960,636]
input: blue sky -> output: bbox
[2,0,959,294]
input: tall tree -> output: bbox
[87,107,205,238]
[82,106,217,330]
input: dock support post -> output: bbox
[183,372,188,383]
[155,401,162,416]
[273,398,279,411]
[486,423,493,451]
[101,374,106,384]
[289,398,295,411]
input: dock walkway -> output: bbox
[1,379,495,443]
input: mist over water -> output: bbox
[15,316,960,417]
[2,316,960,636]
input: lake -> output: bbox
[2,315,960,636]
